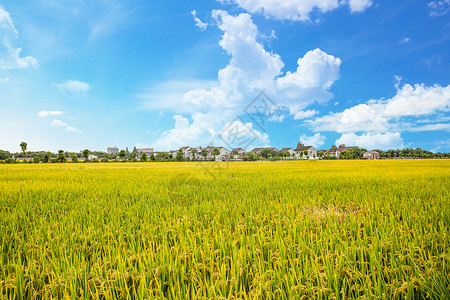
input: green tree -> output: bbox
[118,150,126,159]
[20,142,27,158]
[140,152,148,162]
[201,149,208,159]
[82,149,90,161]
[260,148,279,159]
[303,150,308,158]
[33,156,40,163]
[0,150,10,160]
[43,152,51,163]
[56,150,66,163]
[150,154,155,161]
[131,146,138,159]
[71,153,78,162]
[176,149,183,161]
[318,151,323,158]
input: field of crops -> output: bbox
[0,160,448,299]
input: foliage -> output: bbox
[71,154,78,162]
[42,152,51,163]
[118,150,127,159]
[0,150,10,160]
[176,149,183,161]
[82,149,90,160]
[260,148,279,159]
[213,148,220,156]
[339,148,367,159]
[20,142,27,157]
[56,150,66,163]
[140,152,148,162]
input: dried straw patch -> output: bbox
[303,204,365,219]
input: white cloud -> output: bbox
[336,132,405,150]
[0,7,38,70]
[300,133,326,148]
[383,83,450,117]
[428,0,450,17]
[191,10,208,31]
[293,109,318,120]
[219,118,269,149]
[50,119,82,133]
[54,80,91,96]
[348,0,373,13]
[408,123,450,132]
[310,83,450,133]
[219,0,372,21]
[38,111,64,117]
[277,48,341,114]
[146,10,342,150]
[398,37,412,44]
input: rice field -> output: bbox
[0,160,449,299]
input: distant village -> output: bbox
[95,143,446,162]
[1,141,447,163]
[102,143,382,161]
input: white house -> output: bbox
[294,143,317,159]
[231,148,246,159]
[279,148,295,158]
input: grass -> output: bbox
[0,160,448,299]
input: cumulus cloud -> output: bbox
[300,133,326,148]
[428,0,450,17]
[219,0,372,21]
[0,7,38,70]
[50,119,81,133]
[219,118,269,149]
[310,83,450,133]
[38,111,64,117]
[144,10,341,149]
[336,132,404,150]
[277,48,341,114]
[191,10,208,30]
[54,80,91,96]
[293,109,318,120]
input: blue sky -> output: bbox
[0,0,449,153]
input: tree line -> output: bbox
[0,142,449,163]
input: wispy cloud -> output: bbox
[191,10,208,31]
[38,111,64,117]
[0,7,38,70]
[219,0,373,21]
[398,37,412,44]
[408,123,450,132]
[50,119,82,133]
[54,80,91,96]
[428,0,450,17]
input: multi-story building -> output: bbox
[107,147,119,155]
[137,148,154,156]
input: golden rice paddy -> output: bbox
[0,160,448,299]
